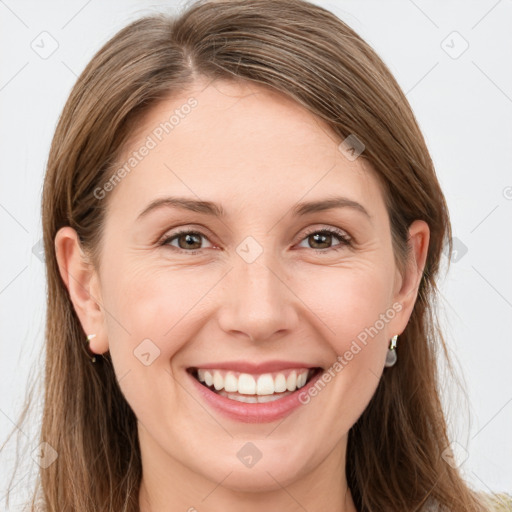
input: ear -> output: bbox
[54,226,109,355]
[390,219,430,335]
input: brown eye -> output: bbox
[159,226,351,255]
[298,228,351,251]
[175,232,202,250]
[160,230,212,252]
[308,232,333,249]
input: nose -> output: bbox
[216,256,299,343]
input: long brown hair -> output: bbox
[1,0,497,510]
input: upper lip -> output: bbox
[188,360,322,374]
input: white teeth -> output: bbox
[286,371,297,391]
[195,368,313,395]
[256,374,275,395]
[217,389,294,403]
[297,371,307,388]
[238,373,256,394]
[274,373,287,392]
[213,371,223,391]
[224,372,238,392]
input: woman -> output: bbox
[3,0,511,510]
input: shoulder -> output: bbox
[486,492,512,511]
[425,492,512,511]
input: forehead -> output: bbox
[105,78,383,221]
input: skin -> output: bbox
[55,78,429,512]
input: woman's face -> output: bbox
[60,78,428,498]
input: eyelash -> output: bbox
[158,226,352,255]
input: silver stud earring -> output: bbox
[384,334,398,367]
[86,334,97,363]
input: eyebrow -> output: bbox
[136,195,371,221]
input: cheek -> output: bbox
[296,261,394,360]
[100,256,216,363]
[102,248,394,359]
[98,261,200,423]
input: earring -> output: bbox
[384,334,398,367]
[86,334,97,363]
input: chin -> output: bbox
[213,464,304,493]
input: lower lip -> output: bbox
[187,368,324,423]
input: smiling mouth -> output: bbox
[187,367,323,404]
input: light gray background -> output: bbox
[1,0,511,504]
